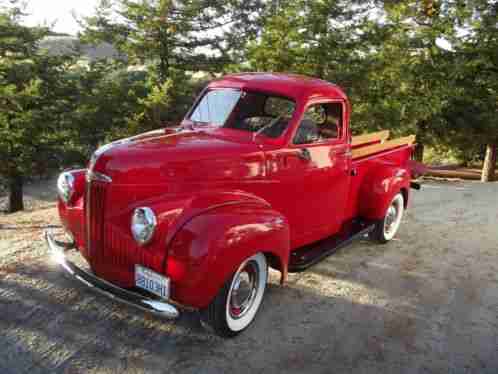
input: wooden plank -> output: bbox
[352,135,416,159]
[352,130,390,146]
[424,169,482,180]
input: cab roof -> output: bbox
[208,73,348,103]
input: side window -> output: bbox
[293,102,343,145]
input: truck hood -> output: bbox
[91,127,265,186]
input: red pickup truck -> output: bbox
[46,73,418,337]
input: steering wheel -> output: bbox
[255,115,283,136]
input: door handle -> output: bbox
[297,148,311,161]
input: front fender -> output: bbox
[166,202,290,309]
[104,188,270,252]
[358,165,410,220]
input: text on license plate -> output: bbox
[135,265,170,299]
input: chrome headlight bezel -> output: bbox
[131,207,157,246]
[57,172,75,204]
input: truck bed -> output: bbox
[352,130,415,160]
[346,130,416,223]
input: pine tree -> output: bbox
[81,0,265,87]
[0,2,76,212]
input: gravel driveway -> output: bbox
[1,180,497,373]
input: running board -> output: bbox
[288,220,375,272]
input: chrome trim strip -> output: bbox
[44,230,180,319]
[86,170,112,183]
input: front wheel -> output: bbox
[201,253,268,337]
[370,192,405,243]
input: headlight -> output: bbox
[57,172,75,204]
[131,207,157,246]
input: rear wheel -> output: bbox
[370,192,404,243]
[201,253,268,337]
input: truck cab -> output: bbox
[47,73,416,337]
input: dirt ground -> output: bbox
[1,179,497,374]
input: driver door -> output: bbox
[266,101,351,248]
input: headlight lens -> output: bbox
[57,172,75,204]
[131,207,157,246]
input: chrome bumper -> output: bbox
[44,230,180,319]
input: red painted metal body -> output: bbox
[58,73,413,309]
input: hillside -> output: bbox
[39,35,124,61]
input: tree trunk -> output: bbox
[413,142,425,162]
[414,120,427,162]
[7,174,24,213]
[481,144,496,182]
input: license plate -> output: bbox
[135,265,170,299]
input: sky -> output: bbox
[20,0,455,50]
[23,0,100,35]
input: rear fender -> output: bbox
[358,165,410,220]
[166,202,290,309]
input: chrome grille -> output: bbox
[85,180,107,265]
[84,175,163,274]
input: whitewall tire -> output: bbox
[371,192,404,243]
[201,253,268,337]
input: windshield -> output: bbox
[189,89,241,126]
[188,88,296,138]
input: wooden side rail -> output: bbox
[352,135,416,159]
[351,130,390,147]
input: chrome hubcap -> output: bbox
[385,205,397,234]
[229,261,259,319]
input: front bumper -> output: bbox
[44,230,180,319]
